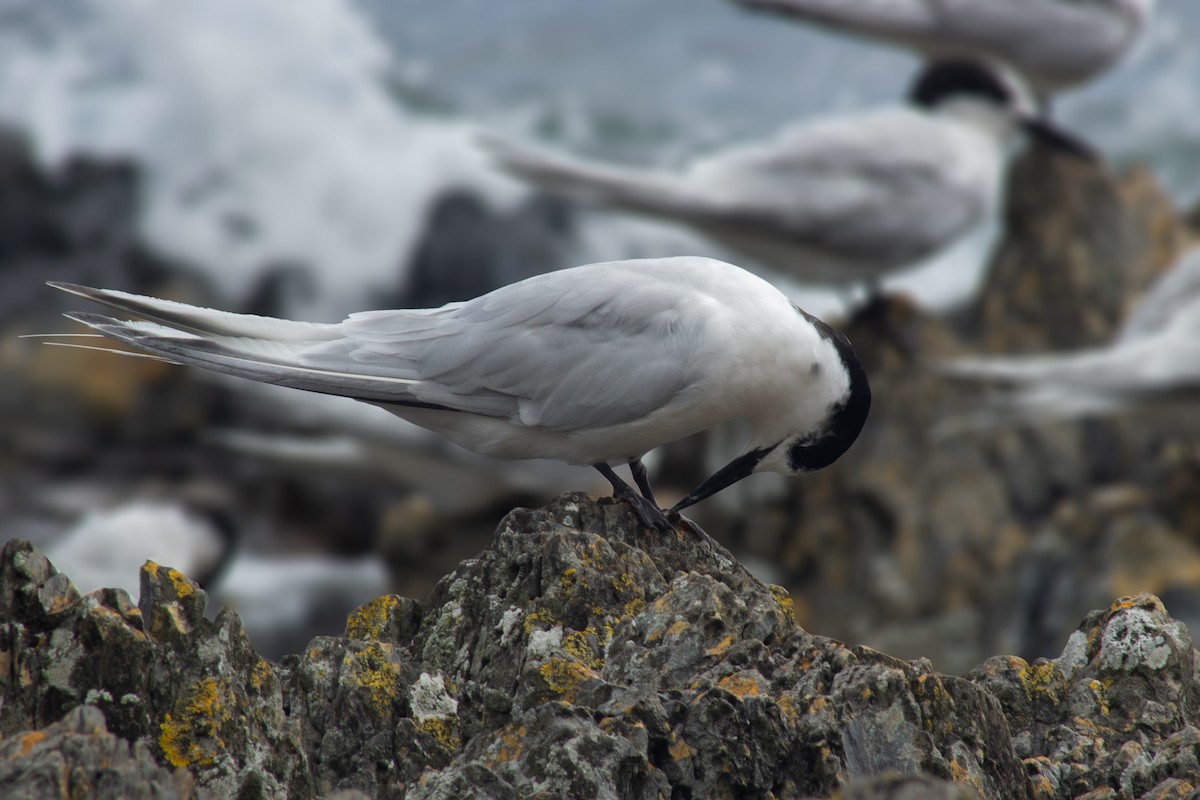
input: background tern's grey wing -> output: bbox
[685,109,988,260]
[736,0,937,39]
[931,0,1143,85]
[481,134,726,223]
[308,262,706,431]
[1119,248,1200,342]
[736,0,1138,88]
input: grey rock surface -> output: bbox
[7,494,1198,799]
[0,705,195,800]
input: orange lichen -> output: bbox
[718,674,763,698]
[705,634,733,656]
[18,731,46,756]
[667,733,692,761]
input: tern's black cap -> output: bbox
[909,59,1014,108]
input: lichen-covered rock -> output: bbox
[0,705,195,799]
[0,539,311,798]
[713,153,1196,674]
[367,496,1029,800]
[968,593,1200,800]
[5,499,1200,799]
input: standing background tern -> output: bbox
[46,256,871,532]
[734,0,1155,103]
[940,246,1200,429]
[483,61,1091,296]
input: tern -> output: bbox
[45,256,871,532]
[734,0,1154,103]
[483,61,1092,296]
[941,247,1200,428]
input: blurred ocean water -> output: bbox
[0,0,1195,320]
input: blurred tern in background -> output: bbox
[734,0,1155,104]
[940,246,1200,430]
[46,256,871,531]
[483,61,1093,303]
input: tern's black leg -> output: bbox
[594,463,673,533]
[627,458,658,506]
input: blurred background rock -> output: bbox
[1,0,1198,671]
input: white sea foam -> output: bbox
[0,0,524,319]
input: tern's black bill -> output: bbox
[1023,118,1099,163]
[668,447,770,514]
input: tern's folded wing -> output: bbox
[311,265,709,432]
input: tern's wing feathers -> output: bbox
[736,0,1140,84]
[482,135,720,223]
[736,0,937,38]
[1120,248,1200,342]
[488,112,987,262]
[323,264,705,430]
[55,265,707,434]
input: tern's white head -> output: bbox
[669,311,871,513]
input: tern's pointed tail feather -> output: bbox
[48,282,338,341]
[47,284,427,407]
[479,133,704,222]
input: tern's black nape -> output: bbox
[787,312,872,473]
[909,59,1014,108]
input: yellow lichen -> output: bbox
[768,585,796,625]
[418,717,462,752]
[159,677,229,768]
[249,659,273,693]
[560,568,581,594]
[808,696,828,715]
[1088,678,1111,716]
[1018,661,1059,701]
[538,657,596,700]
[346,595,400,641]
[144,563,198,601]
[523,608,557,634]
[345,643,401,716]
[562,629,604,670]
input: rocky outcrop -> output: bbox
[707,148,1199,675]
[0,705,196,800]
[967,144,1187,353]
[3,495,1200,798]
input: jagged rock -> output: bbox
[968,593,1200,800]
[5,497,1200,798]
[0,540,311,798]
[0,705,195,799]
[715,155,1197,673]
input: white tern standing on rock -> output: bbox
[46,256,871,532]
